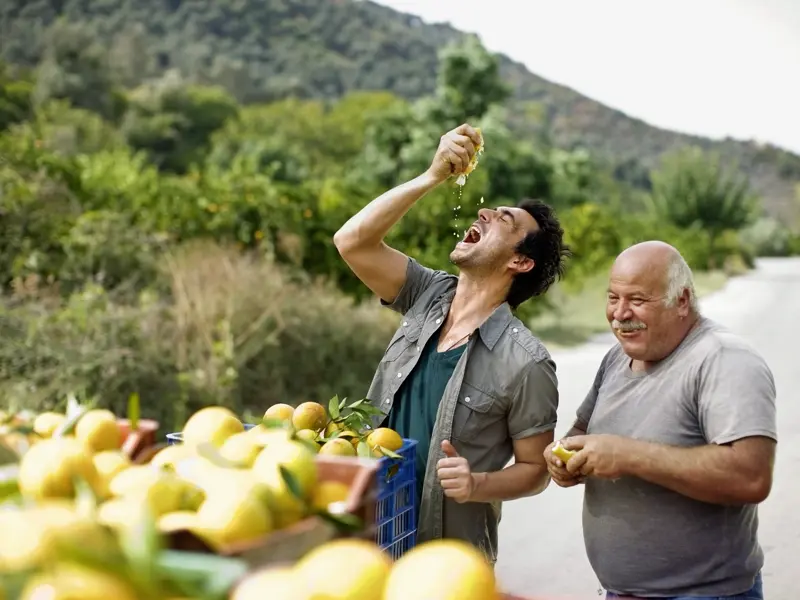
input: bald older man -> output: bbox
[544,241,777,600]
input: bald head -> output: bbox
[611,241,698,313]
[606,241,699,364]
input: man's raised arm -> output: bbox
[333,123,482,305]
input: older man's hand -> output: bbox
[543,439,585,488]
[437,440,475,503]
[562,434,629,480]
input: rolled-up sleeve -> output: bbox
[380,257,455,315]
[507,357,559,440]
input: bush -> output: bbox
[0,241,397,429]
[739,217,797,258]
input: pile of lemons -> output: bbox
[0,403,502,600]
[232,538,499,600]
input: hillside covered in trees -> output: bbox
[2,0,799,223]
[1,0,798,425]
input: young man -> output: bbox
[544,241,777,599]
[334,123,570,563]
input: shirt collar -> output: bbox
[438,291,513,352]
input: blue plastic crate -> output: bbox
[165,426,418,558]
[374,438,418,560]
[166,422,255,445]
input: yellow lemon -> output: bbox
[294,539,391,600]
[552,440,577,463]
[109,465,202,517]
[150,443,196,470]
[366,428,403,457]
[311,481,351,512]
[75,409,121,453]
[19,564,139,600]
[18,437,101,500]
[383,539,499,600]
[0,503,115,572]
[263,403,295,424]
[252,440,318,495]
[291,402,328,432]
[219,432,262,467]
[157,510,199,534]
[193,482,273,550]
[319,438,357,457]
[32,411,66,438]
[232,567,302,600]
[182,406,244,448]
[92,450,131,499]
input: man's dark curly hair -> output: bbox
[506,199,571,309]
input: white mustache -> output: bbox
[612,319,647,332]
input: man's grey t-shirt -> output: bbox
[576,317,777,598]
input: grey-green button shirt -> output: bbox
[366,258,560,562]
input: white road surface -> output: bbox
[495,257,800,599]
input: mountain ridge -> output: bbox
[1,0,798,222]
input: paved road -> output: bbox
[496,257,800,599]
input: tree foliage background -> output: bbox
[1,9,798,428]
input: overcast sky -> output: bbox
[375,0,800,154]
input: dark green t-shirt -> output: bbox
[386,333,466,512]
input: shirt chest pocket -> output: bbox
[452,382,499,441]
[383,318,423,362]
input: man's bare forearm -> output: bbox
[333,171,441,251]
[620,438,772,505]
[469,462,550,503]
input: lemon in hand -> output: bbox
[552,440,576,463]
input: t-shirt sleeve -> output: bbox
[380,257,454,315]
[575,347,616,429]
[507,357,559,440]
[698,346,777,445]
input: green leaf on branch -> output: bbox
[157,550,249,600]
[127,392,140,431]
[119,504,162,599]
[55,396,97,437]
[0,465,21,504]
[260,417,292,431]
[279,465,305,501]
[356,441,373,459]
[315,509,363,533]
[328,395,340,420]
[377,446,402,459]
[352,403,384,417]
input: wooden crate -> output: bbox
[165,455,379,569]
[117,418,160,462]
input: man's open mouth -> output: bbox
[462,224,482,244]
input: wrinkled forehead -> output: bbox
[608,257,668,296]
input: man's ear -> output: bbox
[677,288,692,317]
[510,255,535,275]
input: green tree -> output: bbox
[433,34,511,125]
[123,74,239,173]
[0,62,33,130]
[33,20,125,121]
[650,146,760,264]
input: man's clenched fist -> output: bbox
[427,123,483,183]
[437,440,475,503]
